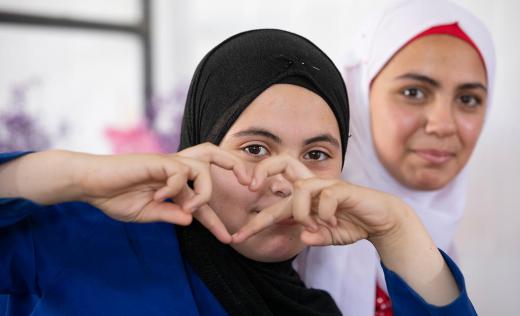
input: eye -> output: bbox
[459,94,482,108]
[402,87,425,100]
[242,144,268,157]
[303,150,330,161]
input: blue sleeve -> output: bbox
[0,198,42,295]
[1,152,42,295]
[0,151,33,164]
[382,249,477,316]
[0,198,44,295]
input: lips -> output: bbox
[250,205,298,226]
[413,149,455,165]
[276,217,298,226]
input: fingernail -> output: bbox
[232,232,241,242]
[250,178,257,189]
[307,223,318,232]
[183,203,196,213]
[243,171,251,184]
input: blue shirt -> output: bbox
[0,152,476,315]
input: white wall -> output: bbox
[0,0,143,153]
[1,0,518,314]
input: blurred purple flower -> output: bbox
[0,79,67,151]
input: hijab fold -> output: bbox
[177,29,349,316]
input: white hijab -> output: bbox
[294,0,495,315]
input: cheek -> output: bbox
[456,112,485,152]
[370,98,423,157]
[312,162,342,179]
[209,166,256,233]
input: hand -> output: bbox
[78,143,250,243]
[233,175,405,247]
[231,154,320,242]
[231,157,460,306]
[248,153,315,191]
[175,143,252,242]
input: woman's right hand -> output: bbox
[0,144,250,243]
[77,143,250,242]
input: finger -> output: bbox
[250,155,313,191]
[187,164,213,212]
[292,178,338,229]
[300,216,345,246]
[193,204,232,244]
[153,171,188,202]
[232,198,292,243]
[206,147,251,185]
[172,185,200,213]
[292,181,319,230]
[178,143,251,185]
[140,201,193,226]
[300,226,333,246]
[173,157,212,212]
[318,188,339,227]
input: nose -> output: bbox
[424,99,457,137]
[269,174,292,198]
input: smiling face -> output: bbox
[370,35,487,190]
[209,83,342,262]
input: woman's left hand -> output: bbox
[232,175,407,247]
[233,170,462,306]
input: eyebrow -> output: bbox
[396,72,487,92]
[233,128,282,144]
[233,128,340,148]
[396,73,440,87]
[458,82,488,93]
[304,134,340,148]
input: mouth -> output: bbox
[250,208,298,226]
[276,217,298,226]
[413,149,455,165]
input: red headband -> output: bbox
[407,22,485,67]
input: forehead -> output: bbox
[382,35,487,84]
[226,84,340,140]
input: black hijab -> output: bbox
[177,29,349,316]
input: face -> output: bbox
[370,35,487,190]
[209,83,342,262]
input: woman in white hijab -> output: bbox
[295,0,495,315]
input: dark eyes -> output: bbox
[303,150,330,161]
[401,88,483,109]
[402,88,425,100]
[459,94,482,108]
[242,144,268,156]
[242,145,330,161]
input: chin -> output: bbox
[232,228,305,262]
[407,171,454,191]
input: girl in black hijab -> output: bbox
[0,29,474,315]
[176,28,349,315]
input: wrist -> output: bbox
[38,150,90,203]
[369,196,408,247]
[366,196,459,305]
[65,151,92,202]
[369,198,426,262]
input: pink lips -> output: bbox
[414,149,455,165]
[277,217,298,226]
[251,209,298,226]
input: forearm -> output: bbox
[0,150,85,204]
[370,201,459,306]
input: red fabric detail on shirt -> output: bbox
[375,284,393,316]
